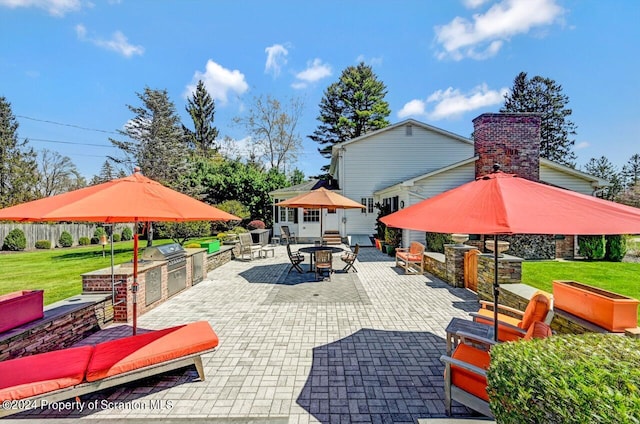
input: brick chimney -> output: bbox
[473,113,542,181]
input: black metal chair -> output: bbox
[340,244,359,272]
[287,244,304,273]
[315,249,333,281]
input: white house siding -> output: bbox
[540,165,595,195]
[402,163,476,246]
[338,124,474,236]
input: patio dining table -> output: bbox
[298,246,343,272]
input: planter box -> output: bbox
[200,240,220,254]
[553,280,639,332]
[0,290,44,333]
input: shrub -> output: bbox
[121,227,133,241]
[604,234,627,262]
[578,235,605,259]
[231,226,248,234]
[247,220,266,230]
[384,227,401,247]
[488,333,640,423]
[3,228,26,251]
[78,237,91,246]
[425,232,453,253]
[216,232,227,241]
[185,242,201,248]
[35,240,52,249]
[92,226,107,244]
[58,231,73,248]
[111,233,121,242]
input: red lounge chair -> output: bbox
[440,321,552,417]
[470,291,553,341]
[0,321,218,417]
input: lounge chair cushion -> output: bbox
[450,343,490,402]
[519,292,551,330]
[86,321,218,382]
[523,320,553,340]
[0,346,94,401]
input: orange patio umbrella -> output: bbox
[0,169,240,334]
[381,168,640,340]
[276,187,365,239]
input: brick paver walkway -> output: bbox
[15,245,481,423]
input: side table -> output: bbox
[445,317,494,356]
[260,246,275,258]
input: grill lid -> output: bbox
[141,243,186,261]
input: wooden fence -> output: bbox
[0,223,134,250]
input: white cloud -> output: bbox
[356,54,384,67]
[463,0,491,8]
[575,141,590,150]
[292,58,332,89]
[0,0,81,16]
[398,84,508,120]
[75,24,144,57]
[434,0,564,60]
[185,60,249,105]
[264,44,288,77]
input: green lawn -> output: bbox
[0,238,214,305]
[523,260,640,319]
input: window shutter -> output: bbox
[294,208,299,223]
[274,202,279,223]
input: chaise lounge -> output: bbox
[0,320,218,417]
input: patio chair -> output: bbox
[287,244,304,274]
[440,321,552,418]
[395,241,425,274]
[470,291,553,342]
[315,249,333,281]
[280,225,296,244]
[340,244,359,272]
[238,233,261,260]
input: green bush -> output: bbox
[78,237,91,246]
[425,232,453,253]
[111,233,121,242]
[121,227,133,241]
[94,227,107,238]
[216,232,227,241]
[384,227,401,248]
[604,234,627,262]
[58,231,73,248]
[3,228,26,251]
[488,333,640,423]
[184,242,201,248]
[231,226,248,234]
[578,235,606,259]
[35,239,52,249]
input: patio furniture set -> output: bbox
[440,291,554,418]
[287,244,360,281]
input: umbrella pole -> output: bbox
[132,220,139,336]
[493,235,499,342]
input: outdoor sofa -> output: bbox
[0,320,218,417]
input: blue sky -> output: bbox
[1,0,638,181]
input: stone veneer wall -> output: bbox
[424,252,446,280]
[473,113,542,181]
[0,294,112,361]
[555,235,575,259]
[207,246,233,272]
[477,254,523,302]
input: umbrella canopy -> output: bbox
[0,170,240,334]
[0,171,240,223]
[275,187,366,210]
[276,187,365,240]
[381,170,640,340]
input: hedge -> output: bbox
[487,333,640,423]
[35,240,52,249]
[58,231,73,248]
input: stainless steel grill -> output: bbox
[142,243,187,296]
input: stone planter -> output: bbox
[485,240,510,255]
[553,280,639,332]
[0,290,44,333]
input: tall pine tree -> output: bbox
[501,72,577,167]
[0,96,38,207]
[309,62,390,172]
[110,87,188,188]
[183,80,219,157]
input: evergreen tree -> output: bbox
[0,96,38,207]
[584,156,622,200]
[501,72,577,167]
[183,80,219,157]
[621,153,640,188]
[109,87,188,188]
[309,62,390,172]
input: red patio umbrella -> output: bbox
[381,168,640,340]
[0,169,240,334]
[276,187,365,240]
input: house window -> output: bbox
[327,208,336,214]
[406,124,412,136]
[361,197,374,213]
[277,199,296,222]
[303,208,320,222]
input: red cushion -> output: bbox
[86,321,218,382]
[0,346,94,401]
[523,321,552,340]
[520,292,551,330]
[450,344,490,402]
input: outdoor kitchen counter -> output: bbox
[81,260,165,276]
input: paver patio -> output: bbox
[12,244,482,423]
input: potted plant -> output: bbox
[384,227,402,256]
